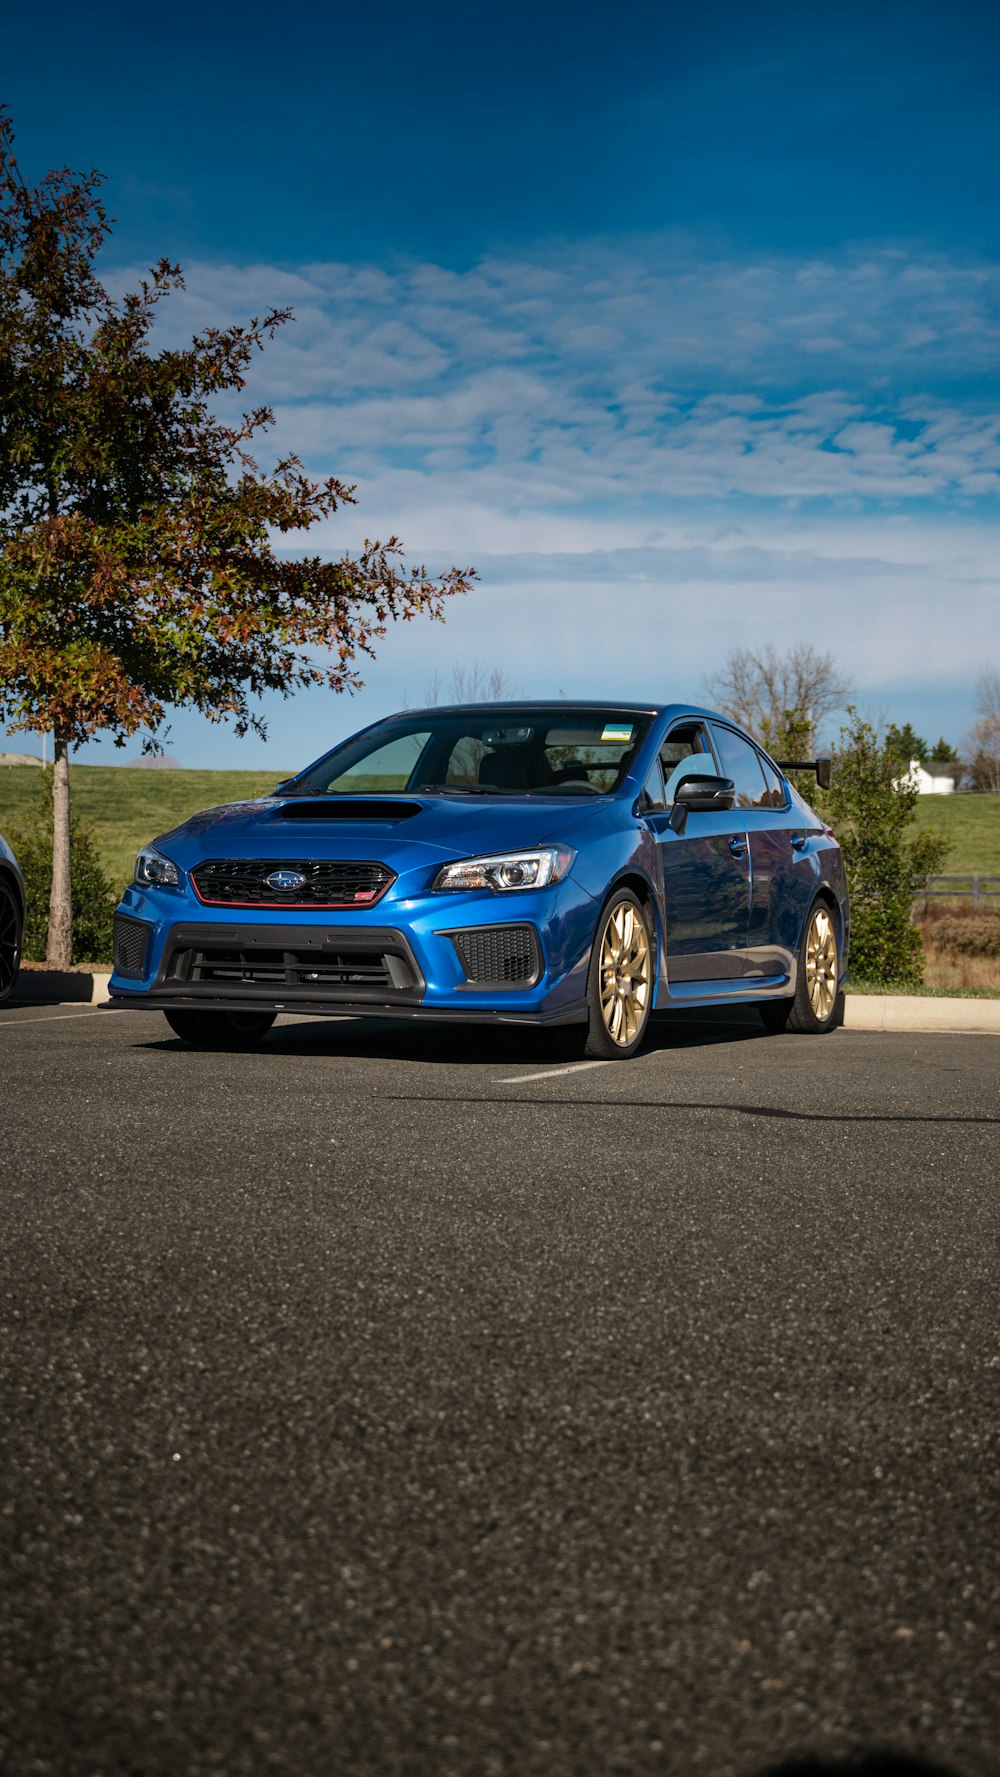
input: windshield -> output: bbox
[288,708,654,798]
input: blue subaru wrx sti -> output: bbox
[108,701,849,1060]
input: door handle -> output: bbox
[790,833,807,851]
[728,835,747,857]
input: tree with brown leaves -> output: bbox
[0,112,474,964]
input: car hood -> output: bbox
[154,793,610,878]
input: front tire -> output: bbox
[0,880,22,1006]
[758,900,843,1035]
[163,1009,276,1049]
[557,889,654,1061]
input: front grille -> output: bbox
[113,914,151,979]
[453,925,539,985]
[191,858,395,909]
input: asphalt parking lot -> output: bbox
[1,1003,998,1777]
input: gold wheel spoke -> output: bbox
[597,900,653,1046]
[804,908,837,1022]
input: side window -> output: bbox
[659,723,716,805]
[756,751,787,808]
[325,731,431,793]
[710,724,770,809]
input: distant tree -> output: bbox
[0,111,474,965]
[978,667,1000,724]
[823,708,950,984]
[422,662,520,706]
[705,644,849,758]
[885,722,928,765]
[928,736,959,766]
[963,669,1000,793]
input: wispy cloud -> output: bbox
[132,240,1000,517]
[100,238,1000,741]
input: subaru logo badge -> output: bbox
[266,869,308,892]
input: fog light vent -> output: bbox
[113,914,151,980]
[453,925,538,985]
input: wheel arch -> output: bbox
[802,881,844,941]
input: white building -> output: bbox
[903,758,955,796]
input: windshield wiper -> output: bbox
[417,782,517,797]
[530,782,605,795]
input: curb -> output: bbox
[844,995,1000,1035]
[10,970,111,1008]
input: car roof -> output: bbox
[394,700,727,722]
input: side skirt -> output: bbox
[662,968,796,1007]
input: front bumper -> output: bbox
[109,879,597,1025]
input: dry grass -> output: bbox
[917,899,1000,992]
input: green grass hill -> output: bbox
[0,764,290,891]
[908,793,1000,877]
[0,764,997,894]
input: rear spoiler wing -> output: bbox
[776,758,832,790]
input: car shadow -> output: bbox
[139,1005,774,1067]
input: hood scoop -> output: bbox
[273,798,423,822]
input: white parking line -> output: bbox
[498,1059,612,1085]
[0,1007,124,1028]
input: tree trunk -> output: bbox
[46,735,73,968]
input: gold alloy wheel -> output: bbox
[599,901,651,1046]
[805,905,838,1021]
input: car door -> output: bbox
[709,723,801,985]
[644,720,751,982]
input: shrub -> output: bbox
[924,912,1000,959]
[6,769,117,962]
[823,709,951,985]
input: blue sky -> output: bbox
[4,0,1000,765]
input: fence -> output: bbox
[917,875,1000,907]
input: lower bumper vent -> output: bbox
[167,944,416,993]
[453,925,539,986]
[113,914,151,979]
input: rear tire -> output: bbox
[554,889,654,1061]
[163,1009,276,1049]
[757,900,843,1036]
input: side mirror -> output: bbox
[273,778,295,794]
[668,775,735,835]
[776,758,832,790]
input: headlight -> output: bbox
[433,846,575,893]
[134,846,182,888]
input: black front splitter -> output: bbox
[105,994,589,1027]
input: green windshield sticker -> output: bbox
[600,723,634,743]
